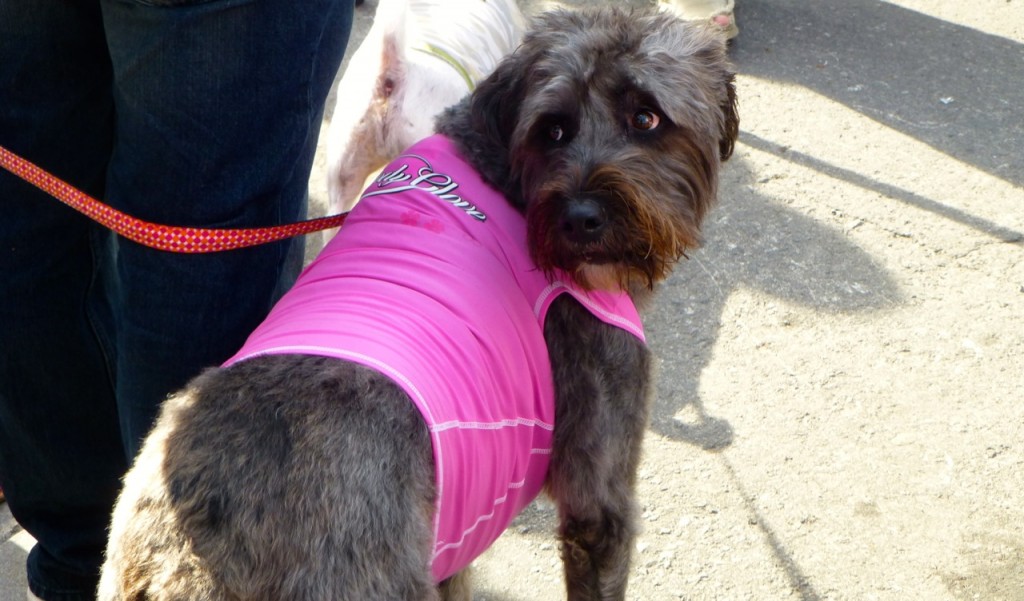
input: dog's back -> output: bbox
[99,357,439,601]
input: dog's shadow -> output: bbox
[645,152,902,450]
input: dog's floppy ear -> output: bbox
[640,18,739,162]
[468,50,529,151]
[717,65,739,161]
[437,42,533,199]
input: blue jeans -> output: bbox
[0,0,353,598]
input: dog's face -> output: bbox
[463,7,738,293]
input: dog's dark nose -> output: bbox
[560,198,607,244]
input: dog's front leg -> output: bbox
[544,296,653,601]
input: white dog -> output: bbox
[325,0,525,218]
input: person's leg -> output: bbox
[96,0,355,456]
[1,0,353,597]
[0,3,128,599]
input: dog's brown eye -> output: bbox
[548,124,565,142]
[630,110,660,131]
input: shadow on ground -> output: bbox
[652,0,1023,451]
[635,3,1024,599]
[736,0,1024,189]
[646,153,902,450]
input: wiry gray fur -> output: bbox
[100,6,737,600]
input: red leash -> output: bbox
[0,144,348,253]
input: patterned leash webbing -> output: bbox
[0,144,348,253]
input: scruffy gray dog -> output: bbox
[99,6,737,601]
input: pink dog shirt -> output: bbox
[224,135,645,581]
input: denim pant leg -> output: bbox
[0,2,128,600]
[98,0,355,456]
[0,0,353,598]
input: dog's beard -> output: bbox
[575,263,650,292]
[526,202,682,293]
[523,156,706,292]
